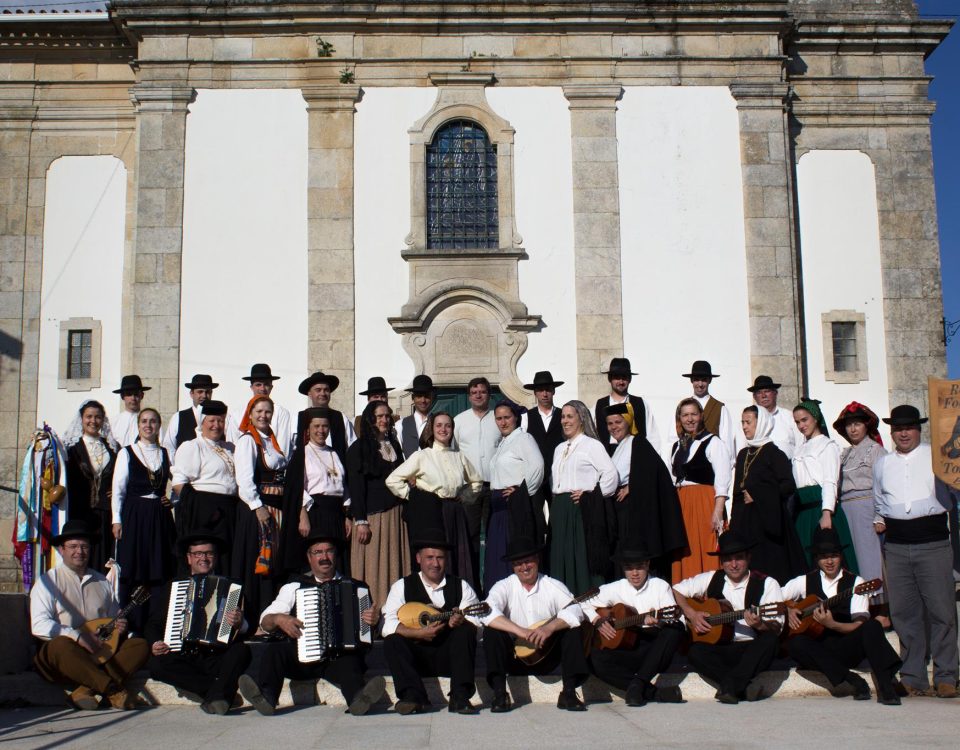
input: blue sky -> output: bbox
[920,0,959,375]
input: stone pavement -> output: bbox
[1,698,958,750]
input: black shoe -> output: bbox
[395,699,424,715]
[556,690,586,711]
[845,673,871,701]
[448,698,479,715]
[200,699,230,716]
[744,680,765,702]
[490,693,512,713]
[238,674,275,716]
[877,679,902,706]
[624,683,647,708]
[348,676,385,717]
[715,689,739,705]
[655,685,684,704]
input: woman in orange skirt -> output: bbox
[669,398,731,581]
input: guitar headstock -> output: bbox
[130,586,151,606]
[659,606,681,622]
[758,602,786,619]
[469,602,492,618]
[854,578,883,596]
[573,587,601,604]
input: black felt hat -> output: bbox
[303,531,341,550]
[523,371,565,390]
[200,400,228,417]
[299,371,340,395]
[177,531,227,556]
[502,536,545,562]
[113,374,150,394]
[603,358,637,378]
[683,360,719,379]
[359,376,394,396]
[412,529,453,551]
[707,530,756,557]
[406,374,435,395]
[51,520,98,547]
[747,375,781,393]
[243,364,280,382]
[882,404,928,426]
[612,543,654,565]
[184,373,219,390]
[807,527,848,556]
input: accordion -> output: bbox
[163,575,242,652]
[295,580,372,663]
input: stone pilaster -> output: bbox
[730,82,804,406]
[129,84,195,417]
[301,85,362,407]
[562,84,624,402]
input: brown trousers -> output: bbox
[35,636,149,695]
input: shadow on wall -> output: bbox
[0,330,22,362]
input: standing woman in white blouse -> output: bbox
[549,400,619,594]
[111,407,174,633]
[64,399,118,574]
[233,396,288,625]
[385,411,483,590]
[792,399,859,573]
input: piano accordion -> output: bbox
[296,580,373,663]
[163,575,242,652]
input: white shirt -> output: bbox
[873,443,947,520]
[606,394,661,453]
[234,432,288,511]
[694,394,737,466]
[259,573,343,627]
[551,433,620,496]
[669,434,732,498]
[412,411,430,438]
[581,576,684,626]
[381,572,481,637]
[111,409,141,448]
[674,572,784,642]
[303,442,347,509]
[481,573,583,630]
[792,435,841,512]
[81,434,111,475]
[163,406,242,459]
[385,445,483,501]
[453,408,500,482]
[111,442,167,523]
[172,437,238,495]
[520,406,556,433]
[782,571,870,619]
[31,566,117,641]
[489,429,544,493]
[611,435,633,486]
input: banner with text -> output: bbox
[929,377,960,490]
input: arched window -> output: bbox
[426,119,499,249]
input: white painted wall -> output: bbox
[618,87,753,456]
[797,150,890,435]
[181,89,308,419]
[37,156,127,434]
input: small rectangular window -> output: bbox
[831,321,858,372]
[67,329,93,379]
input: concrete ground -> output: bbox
[1,697,958,750]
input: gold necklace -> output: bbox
[739,444,764,489]
[309,443,339,478]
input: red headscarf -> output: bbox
[833,401,883,447]
[239,395,284,455]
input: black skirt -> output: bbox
[232,501,280,628]
[175,486,239,577]
[282,494,349,578]
[117,494,177,584]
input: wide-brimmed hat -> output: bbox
[502,536,545,562]
[406,374,435,395]
[612,543,654,565]
[358,376,394,396]
[177,532,227,556]
[603,358,636,378]
[882,404,928,426]
[303,531,341,550]
[523,371,565,390]
[243,363,279,382]
[299,371,340,395]
[200,400,228,417]
[707,530,756,557]
[51,520,98,547]
[683,360,719,379]
[412,529,453,551]
[807,527,847,557]
[113,374,150,394]
[184,373,219,390]
[832,402,881,440]
[747,375,781,393]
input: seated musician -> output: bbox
[480,537,590,713]
[381,531,482,715]
[673,530,784,704]
[29,520,149,710]
[238,533,383,716]
[782,527,901,705]
[582,543,685,706]
[146,532,252,715]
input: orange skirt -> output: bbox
[671,484,721,582]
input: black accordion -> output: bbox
[163,575,243,651]
[295,579,372,663]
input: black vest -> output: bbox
[175,407,198,449]
[296,408,348,464]
[124,445,171,498]
[595,395,647,454]
[805,570,857,624]
[525,407,564,472]
[672,435,716,486]
[252,442,285,509]
[400,415,422,460]
[706,569,766,609]
[402,573,463,612]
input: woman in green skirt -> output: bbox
[791,399,859,573]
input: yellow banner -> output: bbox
[929,377,960,489]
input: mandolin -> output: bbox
[514,587,599,666]
[686,598,786,645]
[79,586,150,664]
[397,601,491,629]
[785,578,883,639]
[591,604,682,651]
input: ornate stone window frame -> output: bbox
[58,317,103,391]
[821,310,868,384]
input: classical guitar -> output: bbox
[686,598,786,645]
[79,586,150,664]
[397,601,491,629]
[592,604,682,651]
[785,578,883,639]
[514,587,599,666]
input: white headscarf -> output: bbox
[62,399,118,450]
[745,406,774,448]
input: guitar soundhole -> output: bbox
[418,612,430,627]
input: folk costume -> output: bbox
[594,359,661,457]
[164,374,221,458]
[684,361,737,465]
[520,371,566,548]
[293,371,355,462]
[736,377,802,460]
[453,403,499,585]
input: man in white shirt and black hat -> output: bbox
[165,374,216,456]
[294,371,355,462]
[683,360,735,463]
[594,357,660,456]
[399,374,435,460]
[112,374,150,448]
[520,371,565,546]
[737,375,802,459]
[241,364,291,454]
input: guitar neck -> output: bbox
[802,587,856,617]
[706,608,750,626]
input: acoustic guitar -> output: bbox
[785,578,883,639]
[513,587,599,666]
[591,604,682,651]
[686,598,786,645]
[79,586,150,664]
[397,601,491,629]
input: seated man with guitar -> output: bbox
[582,544,685,706]
[146,532,251,715]
[29,520,149,710]
[381,531,484,715]
[673,530,784,704]
[239,533,383,716]
[480,537,591,713]
[782,527,900,705]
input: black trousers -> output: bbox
[687,631,780,696]
[384,624,477,703]
[462,485,490,583]
[787,619,902,687]
[589,626,683,690]
[148,641,252,702]
[256,640,367,706]
[483,627,589,694]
